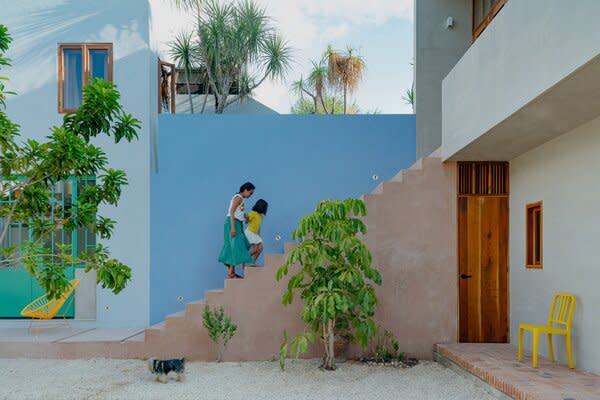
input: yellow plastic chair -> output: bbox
[21,278,80,336]
[518,292,576,368]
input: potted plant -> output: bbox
[202,305,237,362]
[277,198,382,370]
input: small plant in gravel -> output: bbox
[374,330,403,363]
[362,329,418,368]
[202,305,237,362]
[277,198,382,371]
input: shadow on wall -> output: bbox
[5,0,149,96]
[150,114,416,323]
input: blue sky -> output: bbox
[151,0,414,114]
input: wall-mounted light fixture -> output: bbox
[446,16,454,29]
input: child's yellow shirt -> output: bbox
[247,211,263,233]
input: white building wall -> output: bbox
[443,0,600,160]
[415,0,470,159]
[4,0,153,327]
[510,116,600,374]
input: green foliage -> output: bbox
[203,305,237,361]
[291,96,360,115]
[176,0,292,114]
[277,198,382,370]
[0,25,140,300]
[374,329,404,363]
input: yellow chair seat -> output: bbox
[517,292,576,369]
[21,279,80,335]
[519,323,567,335]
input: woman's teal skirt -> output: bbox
[218,218,254,266]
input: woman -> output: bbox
[218,182,255,278]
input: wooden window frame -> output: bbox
[158,59,177,114]
[472,0,507,41]
[58,43,113,113]
[526,201,543,269]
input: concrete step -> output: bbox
[205,289,225,305]
[371,182,384,194]
[409,158,423,170]
[284,242,298,253]
[264,253,285,270]
[143,321,166,342]
[243,265,264,279]
[165,311,186,330]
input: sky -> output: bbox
[150,0,415,114]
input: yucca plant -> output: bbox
[169,30,197,113]
[194,0,293,113]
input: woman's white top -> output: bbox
[226,194,246,221]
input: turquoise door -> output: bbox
[0,178,94,318]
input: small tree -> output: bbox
[277,198,382,370]
[203,305,237,361]
[0,25,140,300]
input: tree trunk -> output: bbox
[184,69,194,114]
[343,85,347,115]
[216,94,228,114]
[324,319,336,370]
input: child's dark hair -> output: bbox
[239,182,255,193]
[252,199,268,215]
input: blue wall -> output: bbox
[151,115,415,323]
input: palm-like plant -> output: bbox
[195,0,293,113]
[169,30,197,113]
[325,46,366,114]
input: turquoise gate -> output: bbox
[0,177,96,318]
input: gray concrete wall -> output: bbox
[4,0,153,327]
[443,0,600,160]
[510,116,600,374]
[415,0,470,159]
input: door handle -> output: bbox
[460,274,473,279]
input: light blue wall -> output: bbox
[4,0,153,327]
[151,114,416,323]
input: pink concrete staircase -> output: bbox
[0,150,458,360]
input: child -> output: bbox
[218,182,256,279]
[245,199,268,263]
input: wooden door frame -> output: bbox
[456,162,510,343]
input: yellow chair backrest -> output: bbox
[547,292,576,329]
[21,278,80,320]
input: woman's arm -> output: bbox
[229,196,242,237]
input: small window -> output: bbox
[526,202,542,268]
[58,44,113,113]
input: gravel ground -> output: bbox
[0,359,497,400]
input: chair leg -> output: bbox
[566,333,574,369]
[547,334,554,362]
[518,327,524,362]
[532,331,539,368]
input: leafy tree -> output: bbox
[277,198,382,370]
[0,25,140,300]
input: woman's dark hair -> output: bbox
[252,199,268,215]
[239,182,255,193]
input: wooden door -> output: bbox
[458,195,508,343]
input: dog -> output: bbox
[148,358,185,383]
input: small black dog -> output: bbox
[148,358,185,383]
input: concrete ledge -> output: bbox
[433,351,512,400]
